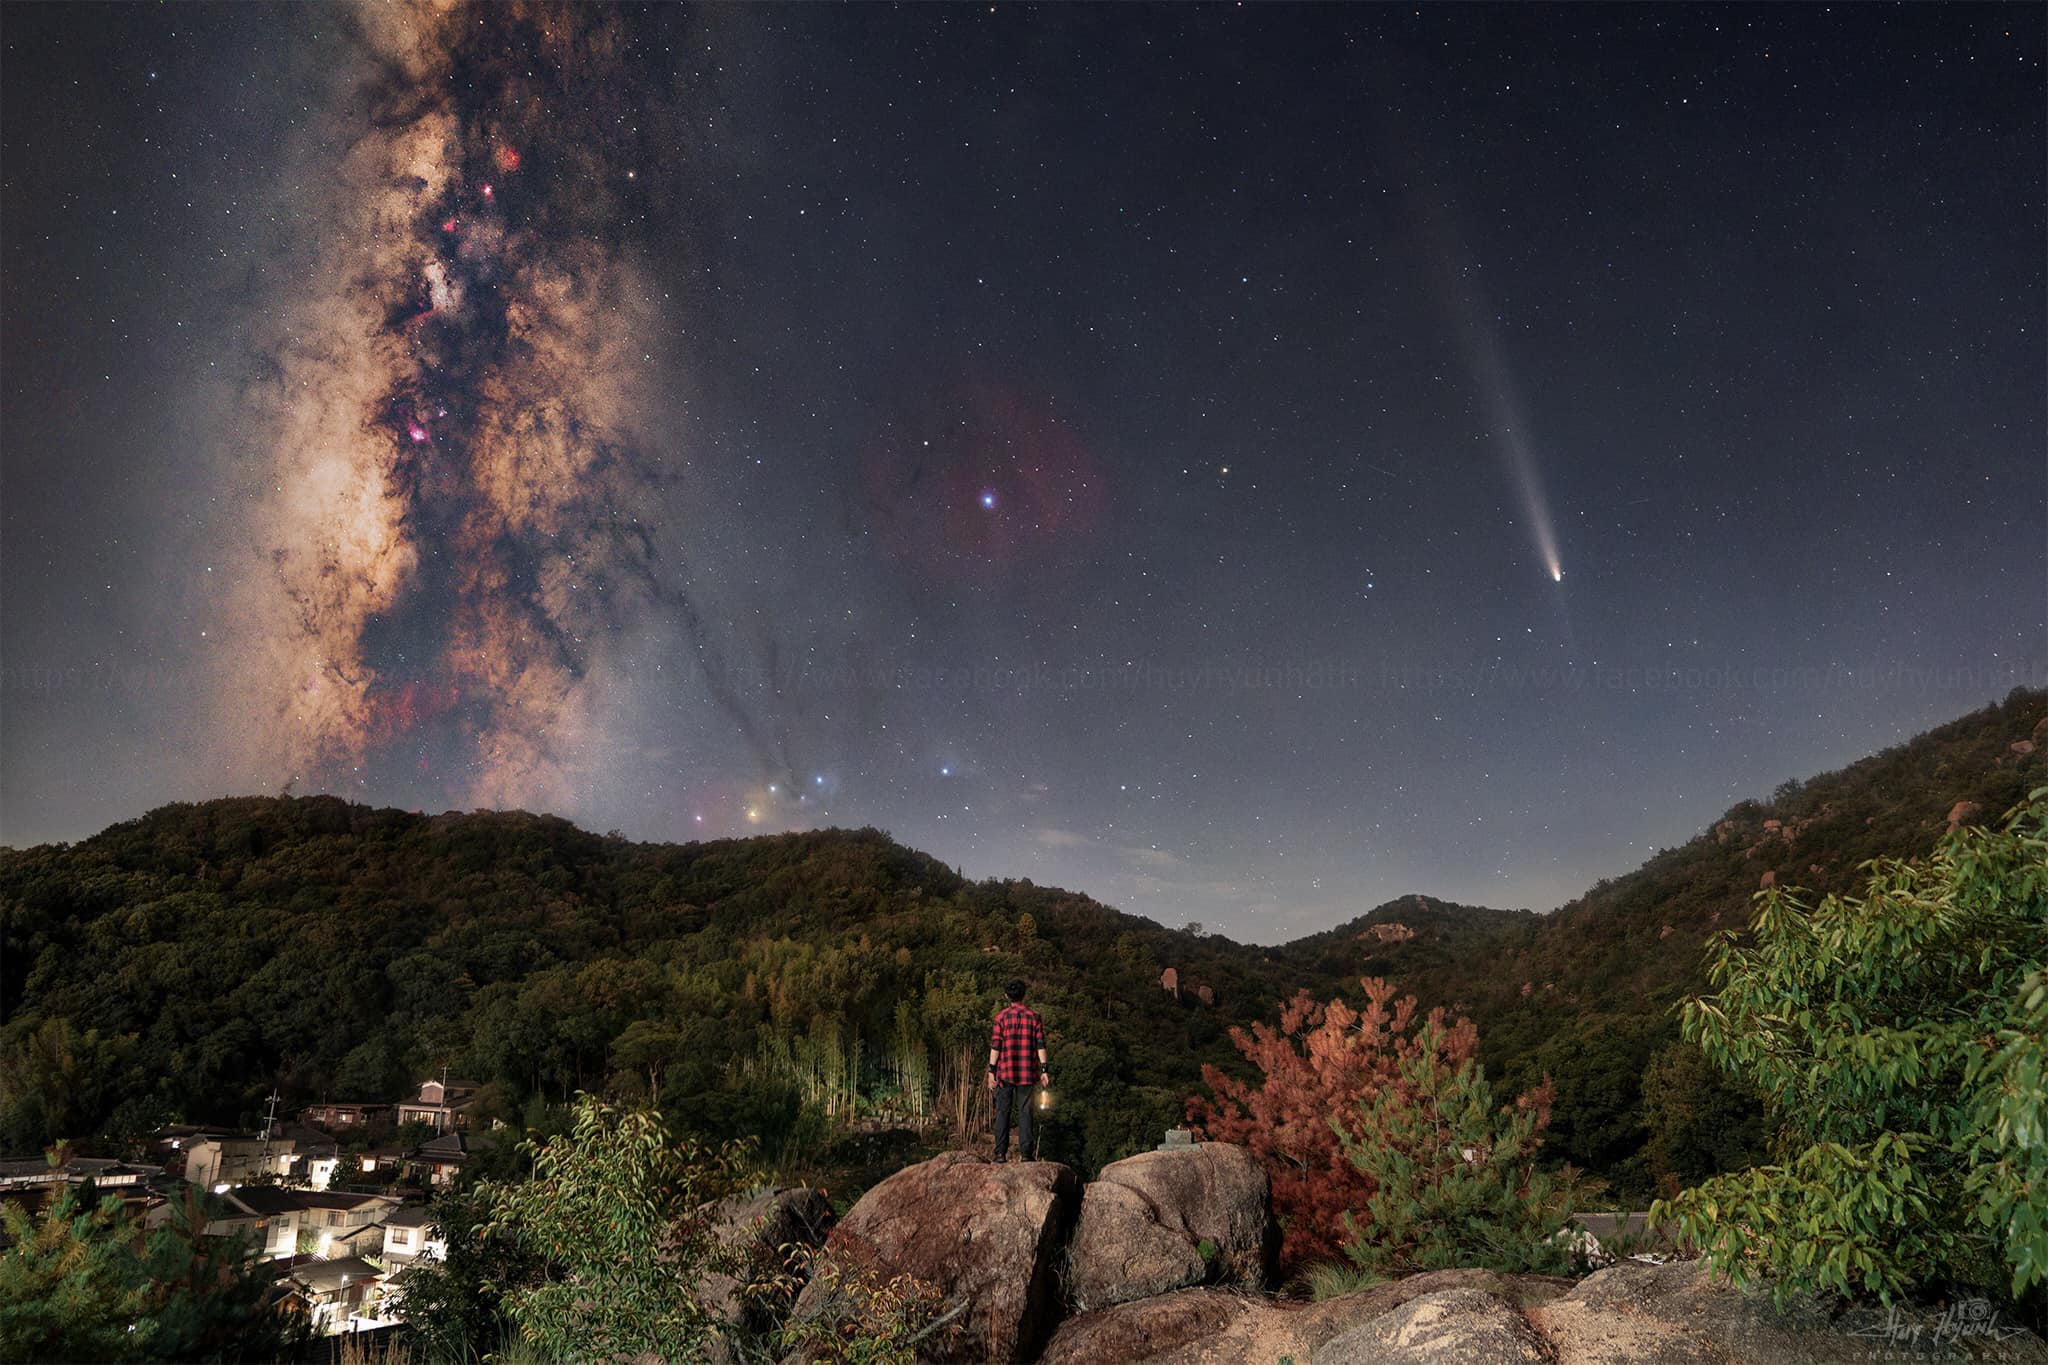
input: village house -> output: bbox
[396,1078,481,1133]
[178,1134,298,1191]
[205,1186,400,1260]
[0,1154,164,1194]
[275,1122,343,1190]
[379,1203,445,1265]
[297,1101,394,1132]
[405,1129,494,1187]
[286,1256,385,1335]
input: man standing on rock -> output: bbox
[987,978,1049,1161]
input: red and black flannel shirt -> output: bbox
[989,1002,1045,1086]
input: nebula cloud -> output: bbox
[219,0,675,808]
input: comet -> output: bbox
[1404,180,1567,586]
[1461,316,1565,587]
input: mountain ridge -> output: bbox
[1,688,2039,1190]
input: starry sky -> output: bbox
[2,3,2042,943]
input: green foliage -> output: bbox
[0,1018,139,1153]
[385,1188,540,1364]
[1638,1038,1771,1192]
[0,690,2037,1206]
[1334,1014,1585,1279]
[1651,788,2048,1307]
[1299,1259,1389,1301]
[770,1247,960,1365]
[0,1186,144,1362]
[1192,978,1566,1273]
[0,1184,303,1363]
[480,1095,758,1364]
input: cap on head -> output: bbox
[1005,978,1027,1002]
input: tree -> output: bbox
[1189,977,1558,1270]
[385,1188,539,1364]
[1638,1039,1769,1191]
[481,1095,759,1363]
[0,1018,138,1152]
[0,1184,303,1363]
[0,1187,144,1362]
[1652,788,2048,1307]
[1335,1012,1583,1279]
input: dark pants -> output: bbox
[992,1082,1037,1161]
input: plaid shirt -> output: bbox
[989,1002,1045,1086]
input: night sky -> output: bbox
[2,3,2042,942]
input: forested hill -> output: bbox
[1272,686,2047,1184]
[1,687,2040,1191]
[0,798,1302,1172]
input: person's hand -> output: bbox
[1039,1071,1050,1086]
[985,1071,997,1091]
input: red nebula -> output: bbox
[407,422,429,443]
[494,144,521,172]
[480,183,494,200]
[358,678,463,746]
[861,381,1107,582]
[441,217,458,234]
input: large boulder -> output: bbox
[1317,1286,1551,1364]
[1041,1268,1573,1365]
[790,1151,1078,1363]
[1065,1142,1274,1311]
[701,1186,835,1329]
[1528,1258,2048,1364]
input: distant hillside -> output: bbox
[1,688,2039,1193]
[1276,687,2047,1184]
[0,798,1299,1176]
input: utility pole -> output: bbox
[256,1090,282,1180]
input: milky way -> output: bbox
[225,1,676,806]
[5,3,2040,939]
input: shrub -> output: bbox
[771,1247,961,1365]
[480,1095,759,1363]
[1651,788,2048,1307]
[0,1184,304,1362]
[1335,1012,1585,1278]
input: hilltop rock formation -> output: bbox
[790,1151,1078,1363]
[1041,1267,1572,1365]
[796,1146,2048,1364]
[1042,1258,2046,1365]
[1065,1142,1273,1311]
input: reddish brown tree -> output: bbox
[1188,976,1551,1270]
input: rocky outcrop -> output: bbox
[1529,1258,2048,1363]
[1065,1142,1273,1311]
[791,1151,1077,1363]
[1044,1260,2048,1365]
[787,1145,2048,1365]
[1041,1268,1572,1365]
[1320,1286,1553,1364]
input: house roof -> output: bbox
[222,1186,387,1216]
[300,1101,390,1111]
[295,1191,394,1211]
[382,1203,437,1228]
[289,1256,382,1291]
[223,1186,306,1216]
[412,1131,494,1160]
